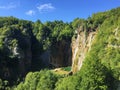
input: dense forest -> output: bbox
[0,7,120,90]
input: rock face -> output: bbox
[0,35,32,81]
[72,27,96,73]
[40,50,50,67]
[49,40,72,68]
[13,36,32,75]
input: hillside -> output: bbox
[71,7,120,90]
[0,7,120,90]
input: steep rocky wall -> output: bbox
[49,40,72,68]
[16,36,32,75]
[0,36,32,80]
[72,28,96,73]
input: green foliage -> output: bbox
[79,54,109,90]
[61,66,71,71]
[15,70,62,90]
[72,18,85,29]
[78,7,120,90]
[0,79,11,90]
[33,20,74,50]
[58,24,73,40]
[55,75,81,90]
[55,7,120,90]
[0,79,3,90]
[0,7,120,90]
[0,17,36,85]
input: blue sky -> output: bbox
[0,0,120,22]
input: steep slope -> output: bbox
[72,7,120,72]
[72,27,96,73]
[49,40,72,67]
[0,7,120,90]
[33,21,73,68]
[0,18,74,85]
[72,7,120,89]
[0,17,39,84]
[55,7,120,90]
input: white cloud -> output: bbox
[37,3,55,13]
[26,10,35,16]
[0,2,19,9]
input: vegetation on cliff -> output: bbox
[55,7,120,90]
[0,7,120,90]
[0,16,74,86]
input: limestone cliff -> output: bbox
[1,35,32,80]
[72,27,96,73]
[13,36,32,75]
[49,40,72,68]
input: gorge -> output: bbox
[0,7,120,90]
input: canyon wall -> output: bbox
[49,40,72,68]
[72,27,96,73]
